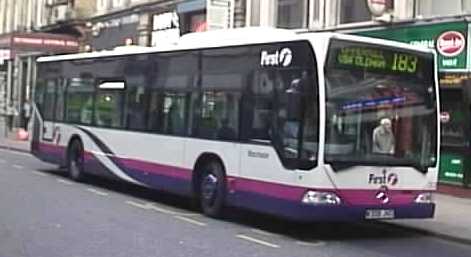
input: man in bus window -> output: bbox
[372,118,395,154]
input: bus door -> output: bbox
[41,79,57,141]
[239,66,318,190]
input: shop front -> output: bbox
[0,32,79,133]
[353,19,471,187]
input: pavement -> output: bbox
[0,135,30,153]
[1,134,471,246]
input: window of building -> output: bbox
[249,0,261,26]
[276,0,309,28]
[97,0,109,12]
[65,78,95,124]
[339,0,371,24]
[416,0,471,17]
[309,0,321,28]
[180,11,206,34]
[440,88,465,146]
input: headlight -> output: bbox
[414,192,434,204]
[302,191,342,205]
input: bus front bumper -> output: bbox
[284,203,435,222]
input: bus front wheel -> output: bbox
[67,140,85,181]
[199,161,226,218]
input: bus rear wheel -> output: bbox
[199,161,226,218]
[67,140,85,181]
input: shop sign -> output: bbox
[0,33,79,54]
[356,22,468,70]
[367,0,388,17]
[437,31,466,57]
[92,14,139,37]
[439,73,470,87]
[151,12,180,47]
[439,153,465,185]
[12,36,78,48]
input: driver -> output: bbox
[372,118,395,154]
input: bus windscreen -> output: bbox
[324,39,437,172]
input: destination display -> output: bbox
[329,41,432,78]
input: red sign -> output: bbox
[437,31,466,57]
[0,33,79,55]
[13,36,78,48]
[367,0,387,16]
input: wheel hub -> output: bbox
[202,173,218,204]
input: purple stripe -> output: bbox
[38,143,65,155]
[84,152,95,162]
[231,177,305,201]
[116,157,192,180]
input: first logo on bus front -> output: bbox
[368,169,399,186]
[260,48,293,67]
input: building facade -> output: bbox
[246,0,471,30]
[87,0,244,51]
[0,0,95,135]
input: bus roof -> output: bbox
[37,27,435,63]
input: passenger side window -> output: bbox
[125,86,148,130]
[245,71,275,142]
[162,93,186,135]
[55,79,65,122]
[34,79,46,115]
[95,81,125,128]
[197,47,248,140]
[147,90,163,132]
[65,78,95,124]
[198,91,240,140]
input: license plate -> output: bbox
[365,209,395,219]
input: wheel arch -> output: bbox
[192,152,226,198]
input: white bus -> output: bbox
[31,28,439,221]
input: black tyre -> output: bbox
[67,140,85,181]
[199,161,226,218]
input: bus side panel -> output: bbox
[66,126,193,195]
